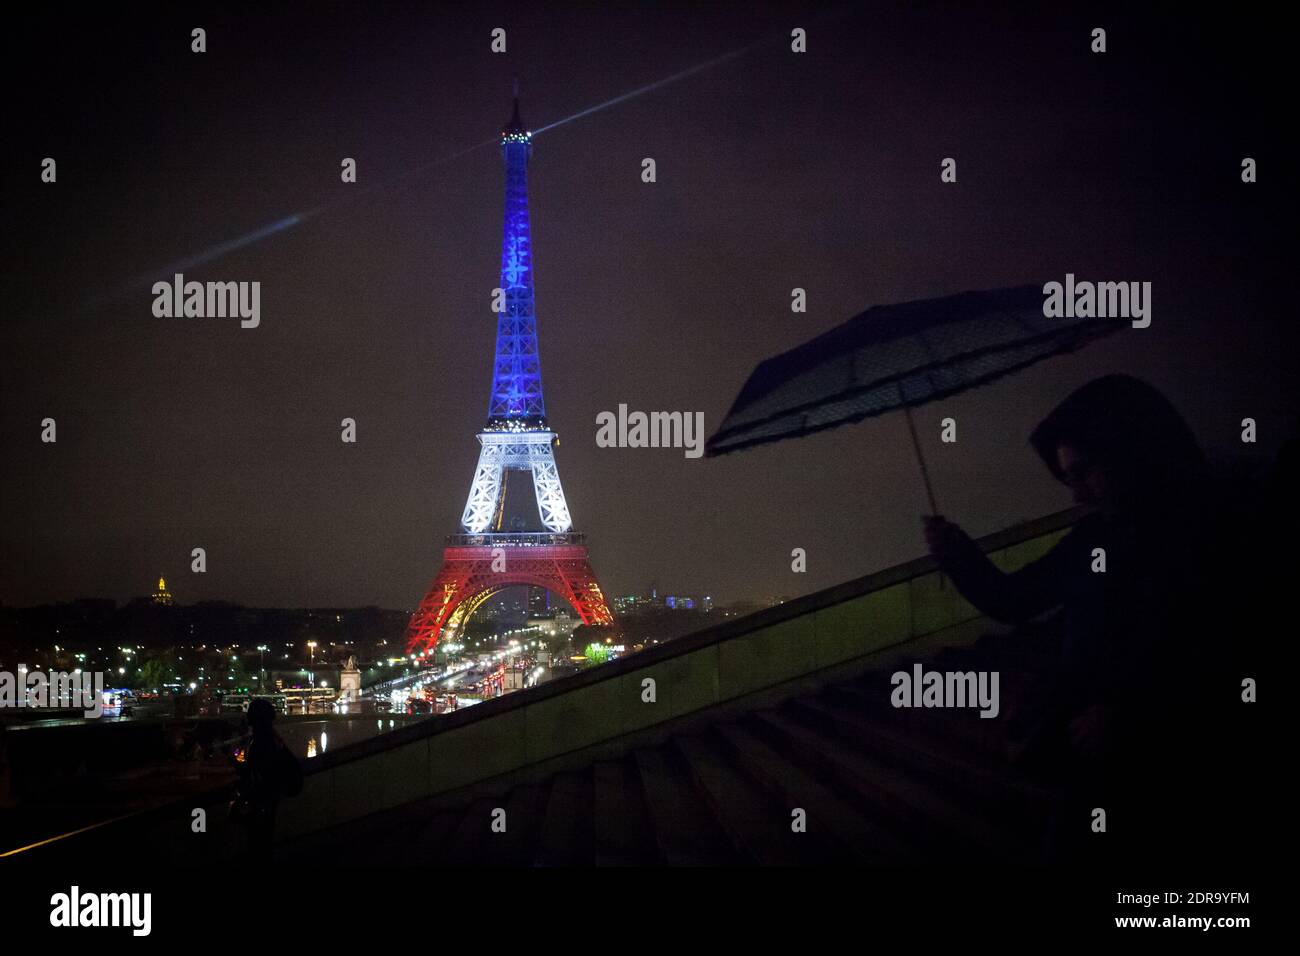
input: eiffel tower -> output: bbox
[406,92,614,654]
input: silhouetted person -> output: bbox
[923,375,1248,865]
[232,699,302,861]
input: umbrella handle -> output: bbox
[903,405,940,516]
[903,404,946,591]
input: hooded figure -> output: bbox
[231,699,302,861]
[1028,373,1211,518]
[923,375,1235,864]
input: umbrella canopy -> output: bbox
[706,283,1124,459]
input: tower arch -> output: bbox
[407,543,613,653]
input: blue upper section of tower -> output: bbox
[487,95,547,429]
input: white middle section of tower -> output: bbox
[460,430,574,534]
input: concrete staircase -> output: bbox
[277,627,1064,865]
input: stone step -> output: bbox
[633,747,741,865]
[712,722,915,863]
[534,770,594,866]
[673,733,847,865]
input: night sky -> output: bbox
[3,2,1292,610]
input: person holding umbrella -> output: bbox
[709,287,1261,864]
[923,374,1243,864]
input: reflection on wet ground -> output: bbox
[277,716,427,759]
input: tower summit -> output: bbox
[490,91,542,427]
[405,91,614,654]
[458,90,571,534]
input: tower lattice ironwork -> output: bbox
[406,94,614,654]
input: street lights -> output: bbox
[257,645,268,692]
[307,641,317,689]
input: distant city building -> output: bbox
[614,591,715,614]
[479,591,529,625]
[528,587,552,615]
[537,609,578,640]
[151,576,174,606]
[339,655,362,703]
[613,594,646,613]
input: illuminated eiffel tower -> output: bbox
[406,92,614,654]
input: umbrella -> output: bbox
[705,283,1124,513]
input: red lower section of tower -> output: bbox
[405,544,614,654]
